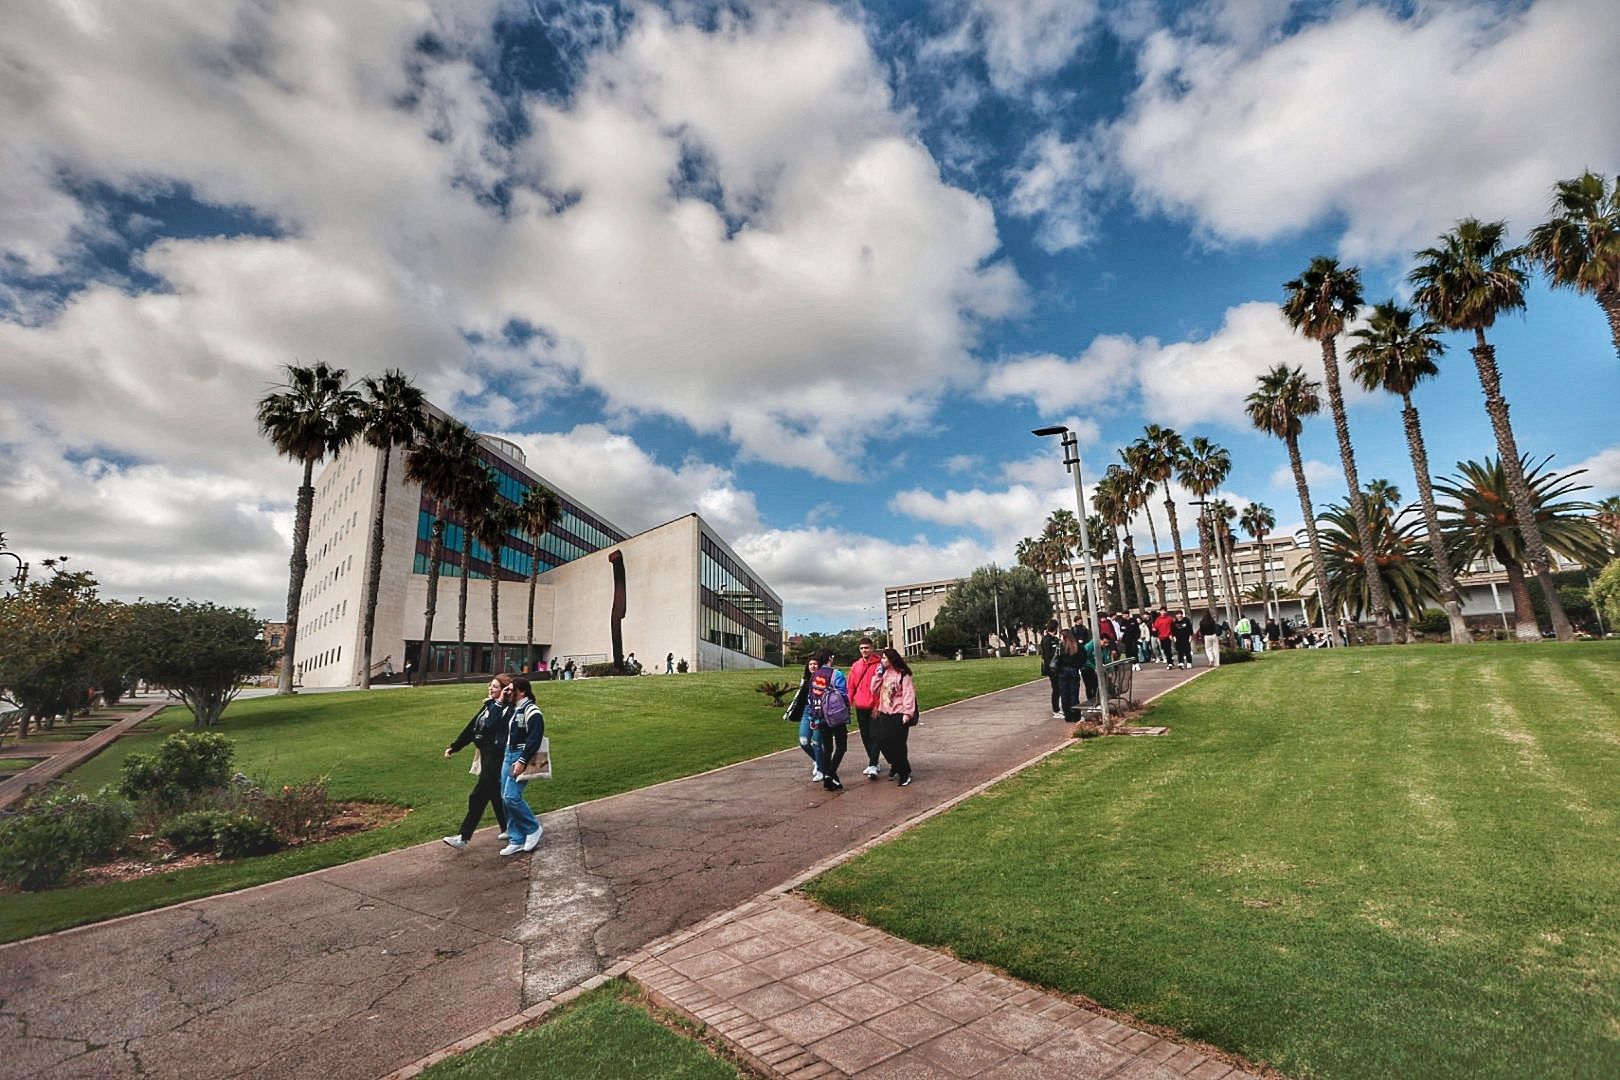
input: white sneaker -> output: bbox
[499,842,523,856]
[862,765,880,778]
[522,828,544,852]
[811,769,824,782]
[1050,711,1064,720]
[441,836,468,850]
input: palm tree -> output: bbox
[404,416,482,683]
[256,361,362,695]
[1596,496,1620,545]
[1297,497,1439,623]
[1283,256,1394,643]
[355,370,426,687]
[1044,509,1086,625]
[451,465,497,682]
[1436,456,1609,639]
[1209,497,1242,617]
[1239,503,1277,620]
[472,499,519,676]
[1085,513,1121,609]
[1527,171,1620,361]
[1120,444,1167,606]
[1176,436,1231,620]
[1410,218,1575,640]
[516,483,563,669]
[1134,426,1192,609]
[1092,471,1141,609]
[1348,301,1471,644]
[1247,364,1344,644]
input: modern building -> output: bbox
[290,414,782,687]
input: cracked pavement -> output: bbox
[0,670,1199,1079]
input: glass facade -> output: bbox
[699,533,783,661]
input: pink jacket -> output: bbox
[848,655,883,710]
[877,669,917,720]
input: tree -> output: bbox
[1134,426,1192,609]
[356,370,426,688]
[1015,536,1062,624]
[516,484,563,670]
[1410,218,1575,641]
[256,361,362,693]
[1176,436,1231,620]
[0,563,117,733]
[1043,509,1086,625]
[451,466,498,682]
[1435,455,1610,639]
[936,565,1052,648]
[126,601,273,728]
[1121,443,1168,606]
[404,416,483,683]
[1295,498,1439,624]
[1247,364,1344,644]
[1348,301,1471,644]
[1592,558,1620,632]
[1283,256,1394,643]
[1596,496,1620,545]
[1239,503,1277,619]
[1093,471,1145,609]
[472,499,519,675]
[1526,171,1620,362]
[1208,497,1242,617]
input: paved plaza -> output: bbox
[1,665,1219,1080]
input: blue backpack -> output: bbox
[810,666,849,727]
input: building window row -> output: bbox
[297,644,341,676]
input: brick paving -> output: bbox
[627,893,1260,1080]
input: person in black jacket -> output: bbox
[1039,621,1062,719]
[442,675,513,850]
[1172,611,1195,669]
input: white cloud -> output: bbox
[1573,446,1620,494]
[1110,0,1620,258]
[1270,458,1343,494]
[944,454,982,473]
[986,336,1139,414]
[930,0,1103,93]
[1005,129,1103,252]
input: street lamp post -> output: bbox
[989,562,1002,657]
[1032,426,1109,731]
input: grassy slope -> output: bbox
[1,658,1037,942]
[417,979,752,1080]
[807,643,1620,1080]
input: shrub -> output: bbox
[120,730,235,806]
[1219,648,1256,664]
[252,777,331,843]
[755,681,795,707]
[1412,609,1450,636]
[1072,722,1104,739]
[213,814,279,858]
[0,786,132,891]
[581,661,633,677]
[159,810,236,853]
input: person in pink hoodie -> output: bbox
[872,647,919,786]
[847,637,885,779]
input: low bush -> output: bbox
[213,814,279,859]
[1219,648,1256,664]
[159,810,236,854]
[250,777,331,844]
[581,662,634,677]
[0,787,132,891]
[1072,722,1104,739]
[1412,609,1451,635]
[121,730,235,808]
[755,681,795,707]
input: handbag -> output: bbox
[516,737,551,782]
[468,754,481,776]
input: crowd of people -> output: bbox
[782,637,920,791]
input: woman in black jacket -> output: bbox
[441,674,513,850]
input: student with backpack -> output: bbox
[783,652,849,788]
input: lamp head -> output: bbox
[1031,425,1068,437]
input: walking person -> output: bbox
[1120,613,1142,672]
[1153,609,1176,668]
[848,637,884,778]
[1199,611,1221,667]
[441,675,512,850]
[872,648,919,785]
[1039,620,1062,719]
[1172,610,1195,669]
[499,676,546,856]
[784,653,847,784]
[1054,629,1082,719]
[810,655,851,790]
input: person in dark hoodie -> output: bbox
[1172,610,1195,669]
[442,675,513,850]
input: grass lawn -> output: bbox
[806,642,1620,1080]
[0,758,45,776]
[416,978,754,1080]
[0,657,1037,943]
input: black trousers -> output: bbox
[1159,637,1175,663]
[459,745,509,841]
[872,712,912,779]
[817,724,848,779]
[1081,667,1099,702]
[1175,637,1193,664]
[1047,673,1061,712]
[855,707,878,767]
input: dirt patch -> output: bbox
[38,802,411,891]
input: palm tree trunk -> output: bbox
[278,459,316,695]
[526,561,540,669]
[1470,333,1574,641]
[489,544,502,676]
[1320,337,1394,643]
[1288,433,1343,645]
[1254,530,1272,621]
[1195,515,1219,620]
[1164,496,1191,610]
[1217,525,1240,622]
[1500,553,1539,643]
[1143,514,1167,607]
[1400,393,1471,645]
[1125,533,1148,609]
[457,526,472,682]
[1110,527,1127,609]
[420,517,445,685]
[360,444,393,689]
[1599,287,1620,364]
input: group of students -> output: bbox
[784,638,920,790]
[440,672,546,856]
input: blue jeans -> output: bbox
[799,714,818,764]
[501,748,540,841]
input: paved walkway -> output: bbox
[1,665,1221,1080]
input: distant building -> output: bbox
[290,409,781,686]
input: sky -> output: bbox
[2,0,1616,633]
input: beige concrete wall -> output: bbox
[292,442,385,688]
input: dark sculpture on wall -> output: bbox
[608,550,627,671]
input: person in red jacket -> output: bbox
[847,637,884,779]
[1152,609,1175,669]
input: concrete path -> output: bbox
[1,665,1210,1080]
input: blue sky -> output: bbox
[1,0,1615,631]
